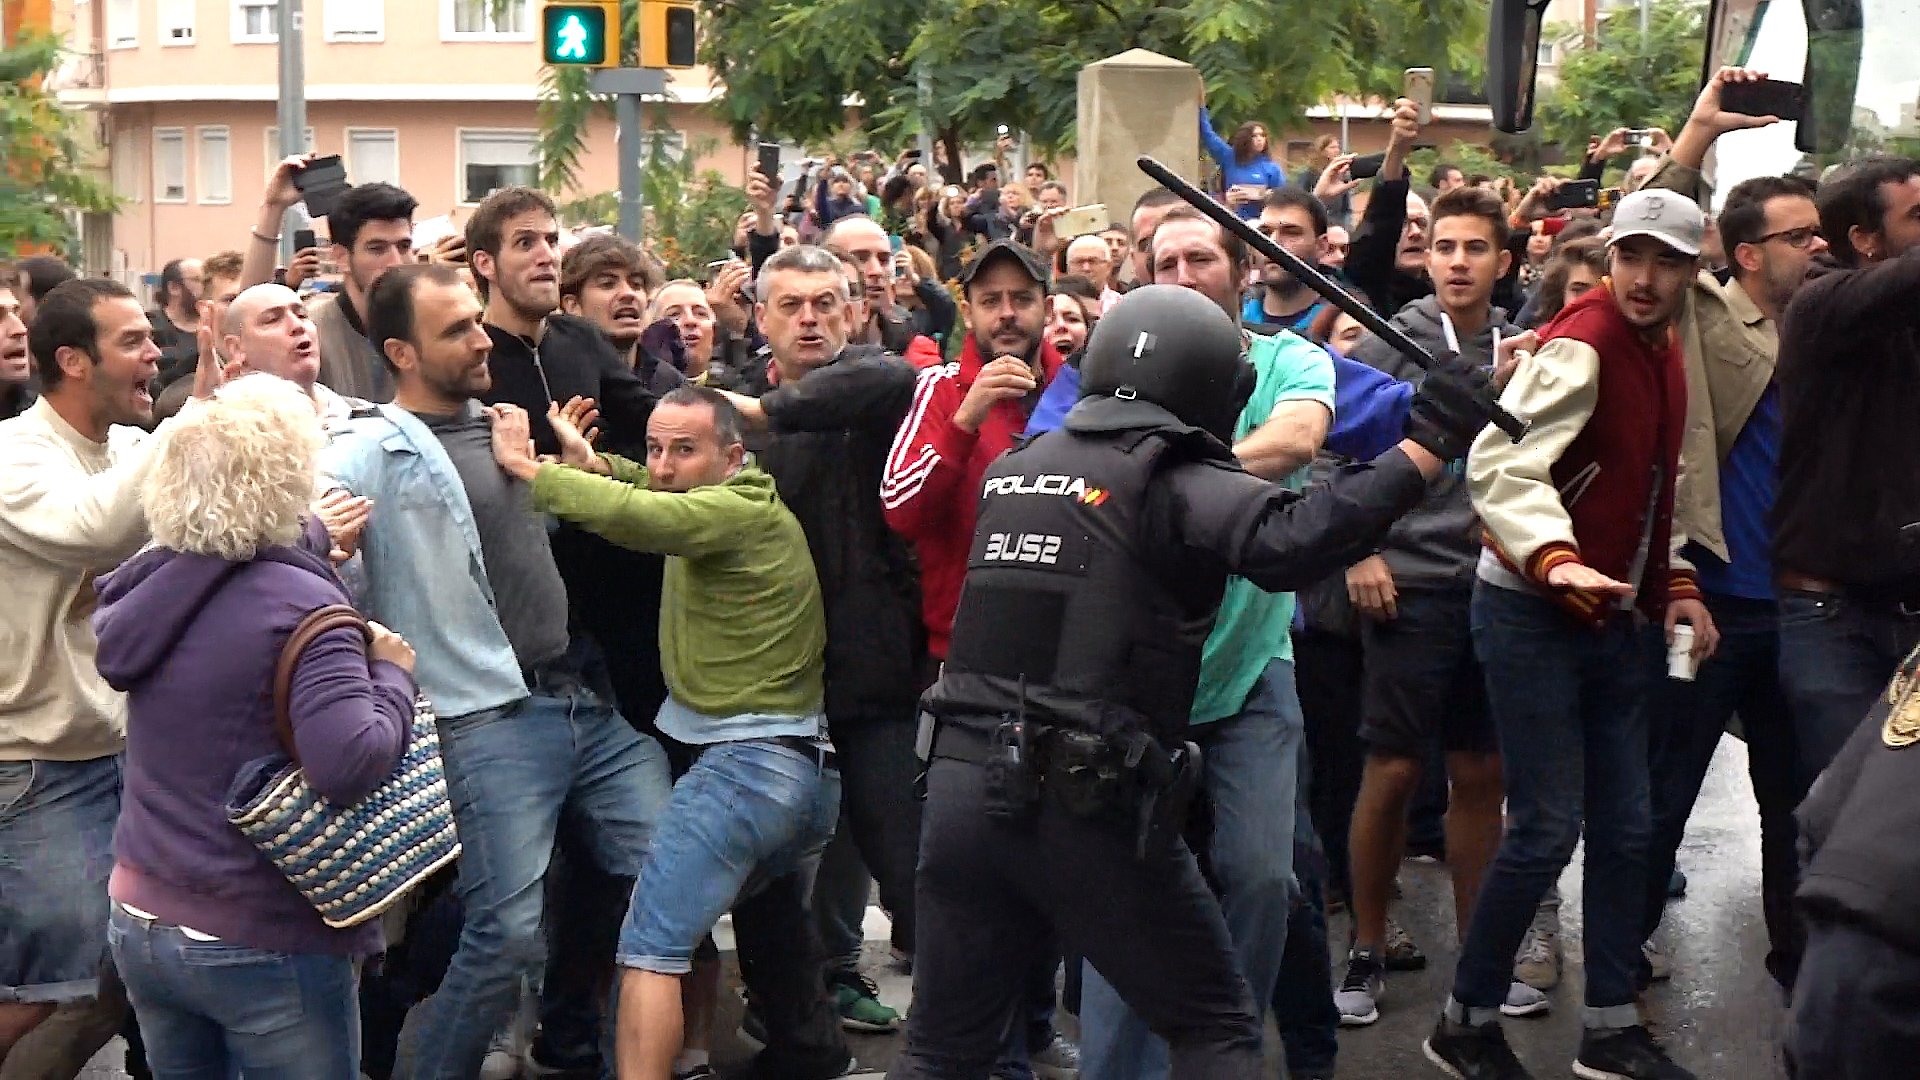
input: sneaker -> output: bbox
[1422,1016,1535,1079]
[1499,981,1551,1018]
[1335,948,1385,1026]
[1513,914,1562,991]
[1029,1035,1081,1080]
[1573,1025,1696,1080]
[830,971,902,1033]
[675,1067,720,1080]
[1642,941,1672,982]
[1384,916,1428,971]
[1666,867,1687,899]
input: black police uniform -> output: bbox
[887,394,1432,1080]
[1790,644,1920,1076]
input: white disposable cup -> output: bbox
[1668,623,1697,681]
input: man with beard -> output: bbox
[1243,189,1335,334]
[147,258,205,388]
[825,216,956,355]
[243,163,420,403]
[322,263,672,1080]
[0,278,219,1071]
[1425,189,1718,1080]
[884,239,1064,667]
[0,274,33,421]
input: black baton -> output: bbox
[1135,155,1529,442]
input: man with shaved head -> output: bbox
[823,215,955,352]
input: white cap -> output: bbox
[1607,189,1706,257]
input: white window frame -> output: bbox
[160,0,196,45]
[442,0,532,42]
[325,0,386,42]
[234,0,280,43]
[345,127,401,187]
[456,127,540,205]
[196,126,233,204]
[107,0,139,49]
[264,126,318,178]
[153,128,189,204]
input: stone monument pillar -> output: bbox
[1075,49,1202,238]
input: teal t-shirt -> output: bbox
[1190,331,1336,725]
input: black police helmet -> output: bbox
[1080,284,1255,442]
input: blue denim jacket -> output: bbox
[319,403,529,720]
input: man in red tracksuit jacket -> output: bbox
[882,240,1066,663]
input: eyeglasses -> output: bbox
[1754,225,1823,249]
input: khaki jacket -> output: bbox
[1645,157,1779,563]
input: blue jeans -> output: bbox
[398,685,671,1080]
[619,740,840,974]
[0,755,120,1004]
[1643,593,1803,988]
[108,907,359,1080]
[1778,589,1920,785]
[1079,658,1302,1080]
[1273,746,1337,1077]
[1453,584,1660,1015]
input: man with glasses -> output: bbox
[1632,68,1825,995]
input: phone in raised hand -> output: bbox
[1404,67,1436,125]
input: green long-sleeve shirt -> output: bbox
[530,456,826,721]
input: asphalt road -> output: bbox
[84,734,1788,1079]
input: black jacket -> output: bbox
[481,315,677,713]
[1774,248,1920,590]
[734,346,926,725]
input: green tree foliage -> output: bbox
[1,32,118,258]
[1535,0,1706,161]
[559,128,748,278]
[540,0,1489,191]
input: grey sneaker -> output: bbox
[1384,915,1428,971]
[1336,948,1385,1026]
[1513,911,1562,990]
[1499,981,1551,1018]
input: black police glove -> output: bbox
[1405,351,1497,461]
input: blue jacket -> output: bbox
[319,403,532,720]
[1200,106,1288,219]
[1026,346,1410,461]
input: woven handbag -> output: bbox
[226,604,461,929]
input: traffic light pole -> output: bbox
[275,0,307,264]
[591,67,667,243]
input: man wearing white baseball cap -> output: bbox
[1421,185,1720,1080]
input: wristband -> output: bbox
[251,229,281,244]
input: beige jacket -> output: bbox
[1644,157,1780,563]
[311,291,392,404]
[0,399,158,761]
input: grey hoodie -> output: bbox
[1348,296,1519,585]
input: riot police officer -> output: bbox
[886,284,1500,1080]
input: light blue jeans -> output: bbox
[108,906,359,1080]
[1079,658,1303,1080]
[618,739,840,974]
[397,683,671,1080]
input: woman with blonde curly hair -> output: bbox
[92,374,417,1079]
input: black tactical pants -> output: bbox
[886,755,1264,1080]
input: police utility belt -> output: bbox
[916,712,1202,861]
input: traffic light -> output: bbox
[639,0,698,69]
[541,1,619,67]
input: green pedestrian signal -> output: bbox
[541,2,618,67]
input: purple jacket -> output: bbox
[93,518,414,957]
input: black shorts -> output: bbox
[1356,583,1496,758]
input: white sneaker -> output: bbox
[479,1031,524,1080]
[1643,939,1672,982]
[1499,980,1551,1018]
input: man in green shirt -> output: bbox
[490,386,841,1080]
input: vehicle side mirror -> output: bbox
[1487,0,1554,133]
